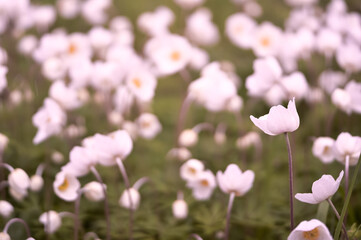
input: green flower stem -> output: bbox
[334,157,361,240]
[285,133,295,230]
[327,198,348,240]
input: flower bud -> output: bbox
[0,232,10,240]
[119,188,140,210]
[30,175,44,192]
[83,181,105,202]
[172,199,188,219]
[178,129,198,147]
[9,187,27,201]
[51,151,64,164]
[0,200,13,218]
[39,210,62,233]
[8,168,30,193]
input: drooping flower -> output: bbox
[295,171,343,204]
[288,219,332,240]
[172,199,188,219]
[53,171,80,201]
[0,200,13,218]
[8,168,30,198]
[119,188,140,210]
[250,98,300,136]
[333,132,361,165]
[83,181,106,202]
[312,137,335,164]
[39,210,62,234]
[216,164,255,196]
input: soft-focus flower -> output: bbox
[83,181,106,202]
[49,80,85,110]
[0,232,10,240]
[30,175,44,192]
[0,200,13,218]
[32,98,67,144]
[318,70,346,94]
[312,137,335,164]
[295,171,343,204]
[252,22,283,57]
[119,188,140,210]
[81,0,111,25]
[0,133,8,155]
[174,0,205,9]
[336,42,361,73]
[125,68,157,102]
[288,219,332,240]
[316,28,342,57]
[57,0,80,19]
[236,132,261,150]
[250,98,300,136]
[187,170,216,200]
[53,171,80,201]
[136,113,162,139]
[225,13,256,49]
[39,210,62,234]
[8,168,30,196]
[0,65,7,93]
[180,159,204,182]
[280,72,309,100]
[333,132,361,165]
[17,35,38,56]
[179,129,199,147]
[137,6,174,37]
[344,80,361,114]
[172,199,188,219]
[188,47,209,70]
[217,164,255,196]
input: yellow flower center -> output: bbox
[58,178,69,192]
[303,227,319,240]
[170,51,181,61]
[188,167,196,174]
[200,179,209,187]
[260,37,270,47]
[322,146,330,155]
[68,43,77,54]
[132,78,142,89]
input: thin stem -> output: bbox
[189,234,203,240]
[0,163,14,172]
[345,155,350,198]
[176,96,192,146]
[3,218,31,237]
[90,166,111,240]
[327,198,349,240]
[36,163,46,176]
[224,192,236,240]
[192,123,214,133]
[285,133,295,230]
[133,177,149,190]
[0,180,8,191]
[74,189,84,240]
[334,156,361,240]
[116,158,133,240]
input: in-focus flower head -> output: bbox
[53,171,80,201]
[288,219,332,240]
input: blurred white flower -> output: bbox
[331,88,352,114]
[252,22,283,57]
[187,170,216,200]
[31,5,56,31]
[136,113,162,139]
[336,42,361,73]
[0,200,13,218]
[145,34,192,76]
[179,129,199,147]
[30,175,44,192]
[280,72,309,100]
[188,47,209,70]
[39,210,62,234]
[88,27,113,51]
[83,181,106,202]
[0,133,8,155]
[0,65,8,93]
[174,0,205,9]
[344,80,361,114]
[333,132,361,165]
[0,232,10,240]
[172,199,188,219]
[119,188,140,210]
[285,0,318,7]
[81,0,111,25]
[180,159,204,182]
[250,98,300,136]
[53,171,80,201]
[41,57,67,80]
[318,70,346,94]
[33,32,68,63]
[51,151,64,164]
[49,80,85,110]
[236,132,261,150]
[288,219,332,240]
[90,61,122,92]
[57,0,80,19]
[32,98,67,144]
[225,13,256,49]
[316,28,342,58]
[295,171,343,204]
[217,164,255,196]
[312,137,335,164]
[62,146,97,177]
[18,35,38,56]
[8,168,30,196]
[185,8,219,46]
[137,6,174,37]
[126,68,157,102]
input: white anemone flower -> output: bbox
[137,6,174,37]
[312,137,335,164]
[32,98,67,144]
[49,80,85,110]
[53,171,80,201]
[0,65,7,93]
[83,181,106,202]
[250,98,300,136]
[0,200,13,218]
[125,68,157,102]
[252,22,283,57]
[225,13,256,49]
[8,168,30,195]
[333,132,361,166]
[187,170,216,200]
[217,164,255,196]
[288,219,332,240]
[39,210,62,234]
[136,113,162,139]
[180,159,204,182]
[295,171,343,204]
[119,188,140,210]
[61,146,98,177]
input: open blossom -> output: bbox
[49,80,85,110]
[187,170,216,200]
[32,98,67,144]
[144,34,192,76]
[180,159,204,182]
[53,171,80,201]
[217,164,255,196]
[137,6,174,37]
[225,13,256,49]
[333,132,361,165]
[61,146,98,177]
[125,68,157,102]
[250,98,300,135]
[295,171,343,204]
[288,219,332,240]
[252,22,283,57]
[332,81,361,115]
[39,210,62,234]
[136,113,162,139]
[312,137,335,164]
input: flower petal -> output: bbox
[295,193,318,204]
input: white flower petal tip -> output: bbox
[288,219,332,240]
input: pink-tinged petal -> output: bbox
[288,219,332,240]
[286,97,300,131]
[250,115,276,136]
[332,170,344,193]
[216,171,229,194]
[295,193,318,204]
[266,105,290,134]
[238,170,255,196]
[311,175,336,202]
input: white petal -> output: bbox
[295,193,318,204]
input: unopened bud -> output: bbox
[179,129,198,147]
[0,200,13,218]
[119,188,140,210]
[30,175,44,192]
[172,199,188,219]
[83,181,105,202]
